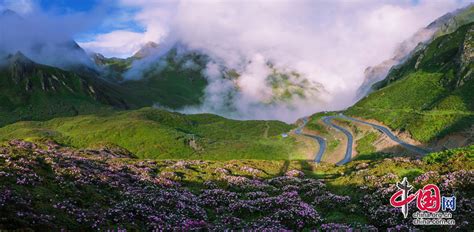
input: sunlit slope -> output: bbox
[348,23,474,142]
[0,108,304,160]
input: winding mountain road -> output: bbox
[321,116,353,165]
[294,114,429,165]
[295,117,327,163]
[339,114,429,155]
[305,134,327,163]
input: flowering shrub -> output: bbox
[285,169,305,177]
[313,192,351,209]
[321,223,377,231]
[0,140,472,230]
[414,171,440,186]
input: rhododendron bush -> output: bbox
[0,140,472,230]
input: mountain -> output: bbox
[93,42,324,111]
[0,9,96,70]
[0,9,21,20]
[0,52,130,126]
[348,22,474,143]
[357,4,474,98]
[92,45,209,109]
[1,7,473,230]
[132,41,160,59]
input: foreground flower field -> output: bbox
[0,140,472,230]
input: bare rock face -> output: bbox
[457,25,474,87]
[133,41,160,59]
[83,143,137,159]
[6,52,73,93]
[355,162,369,170]
[7,52,35,84]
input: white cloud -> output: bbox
[89,0,470,122]
[0,0,35,15]
[79,30,146,58]
[79,0,174,58]
[0,2,104,68]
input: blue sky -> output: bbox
[37,0,145,40]
[0,0,143,44]
[39,0,98,12]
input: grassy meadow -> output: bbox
[0,107,308,160]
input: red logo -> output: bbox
[390,177,441,218]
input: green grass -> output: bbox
[305,112,344,156]
[121,73,207,109]
[0,108,303,160]
[334,118,362,136]
[327,139,340,153]
[423,145,474,164]
[305,112,337,134]
[358,72,446,110]
[355,132,377,156]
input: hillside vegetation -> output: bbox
[0,48,210,128]
[0,108,305,160]
[348,23,474,142]
[0,53,130,127]
[100,48,209,109]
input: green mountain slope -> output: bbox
[120,49,209,109]
[95,45,323,110]
[356,4,474,99]
[95,47,209,109]
[0,52,130,127]
[0,107,303,160]
[348,23,474,142]
[432,4,474,38]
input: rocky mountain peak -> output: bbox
[0,9,20,18]
[456,24,474,87]
[133,41,159,59]
[6,51,36,80]
[7,51,34,65]
[356,4,474,99]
